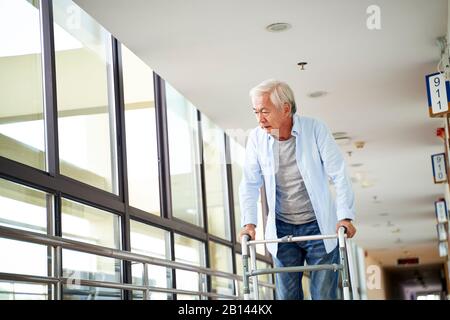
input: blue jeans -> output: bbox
[272,219,339,300]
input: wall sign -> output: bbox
[426,72,450,117]
[435,199,448,223]
[437,223,448,241]
[431,153,447,183]
[439,241,448,258]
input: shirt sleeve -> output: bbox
[239,129,263,227]
[315,120,356,221]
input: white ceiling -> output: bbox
[75,0,448,266]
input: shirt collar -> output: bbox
[291,114,300,136]
[266,114,300,140]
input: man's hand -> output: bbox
[239,224,256,241]
[336,219,356,238]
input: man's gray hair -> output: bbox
[249,79,297,115]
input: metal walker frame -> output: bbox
[241,226,358,300]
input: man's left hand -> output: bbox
[336,219,356,238]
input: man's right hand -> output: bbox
[239,224,256,241]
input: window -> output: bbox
[61,198,121,288]
[202,115,230,240]
[122,45,160,215]
[209,241,233,298]
[62,285,121,300]
[0,178,49,279]
[0,281,48,300]
[53,0,118,193]
[0,0,45,170]
[229,137,244,242]
[166,84,203,227]
[0,178,48,234]
[230,138,265,254]
[256,260,274,299]
[174,233,206,299]
[235,254,274,299]
[130,220,171,300]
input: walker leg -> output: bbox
[249,243,259,300]
[338,227,351,300]
[242,235,251,300]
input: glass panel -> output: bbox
[130,220,171,299]
[235,253,243,297]
[63,285,121,300]
[209,242,233,299]
[166,83,203,227]
[174,234,205,293]
[256,260,274,299]
[230,138,265,254]
[177,294,200,300]
[0,281,48,300]
[62,250,121,283]
[132,291,171,300]
[235,254,274,299]
[230,138,245,242]
[61,198,121,283]
[202,115,230,240]
[122,44,160,215]
[0,239,47,277]
[0,178,47,233]
[53,0,118,193]
[0,0,45,170]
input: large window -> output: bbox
[174,233,206,299]
[202,115,230,240]
[130,220,171,300]
[122,45,160,215]
[61,198,121,298]
[53,0,118,194]
[209,241,233,298]
[0,0,45,170]
[0,0,260,301]
[166,84,203,227]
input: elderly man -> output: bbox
[239,79,356,300]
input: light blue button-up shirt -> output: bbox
[239,115,355,256]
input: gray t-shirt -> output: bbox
[274,136,316,224]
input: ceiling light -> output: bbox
[266,22,291,32]
[308,91,328,98]
[350,163,363,168]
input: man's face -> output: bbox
[252,93,290,134]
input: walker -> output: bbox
[241,226,358,300]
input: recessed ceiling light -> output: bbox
[350,163,364,168]
[266,22,291,32]
[308,91,328,98]
[332,132,348,138]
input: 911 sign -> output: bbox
[426,73,450,117]
[432,153,447,183]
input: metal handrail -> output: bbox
[0,225,275,299]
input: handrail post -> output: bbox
[143,262,149,300]
[54,245,62,300]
